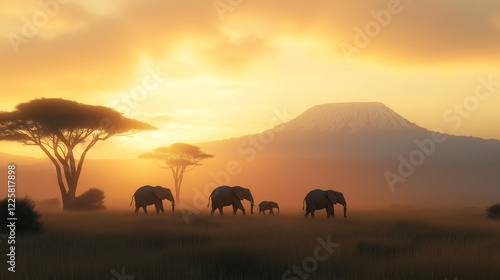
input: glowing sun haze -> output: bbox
[2,0,500,159]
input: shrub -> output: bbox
[0,196,42,233]
[66,188,106,211]
[487,203,500,220]
[37,197,61,211]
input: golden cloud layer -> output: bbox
[3,0,499,103]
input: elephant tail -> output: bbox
[130,194,135,207]
[207,195,211,207]
[302,199,305,210]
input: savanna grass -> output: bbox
[0,209,498,279]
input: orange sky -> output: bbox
[2,0,500,159]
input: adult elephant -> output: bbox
[303,189,347,218]
[208,186,255,215]
[130,185,175,214]
[258,201,279,215]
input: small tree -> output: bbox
[487,203,500,220]
[139,143,214,202]
[0,98,155,209]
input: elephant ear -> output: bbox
[327,190,338,204]
[233,186,244,200]
[153,186,165,200]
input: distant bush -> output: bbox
[0,196,42,233]
[66,188,106,211]
[487,203,500,220]
[37,197,61,210]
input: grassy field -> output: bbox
[1,209,499,280]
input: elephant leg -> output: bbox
[305,209,309,217]
[232,204,238,215]
[325,204,334,218]
[157,205,165,214]
[218,207,223,215]
[234,200,245,215]
[135,206,140,214]
[310,210,315,218]
[142,206,148,214]
[155,201,163,214]
[270,209,274,215]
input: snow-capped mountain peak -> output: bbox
[281,102,420,133]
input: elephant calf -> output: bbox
[303,189,347,218]
[130,185,175,214]
[258,201,279,215]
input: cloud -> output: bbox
[2,0,500,107]
[133,111,222,128]
[1,3,137,103]
[0,0,272,103]
[233,0,500,65]
[132,112,182,124]
[201,34,274,76]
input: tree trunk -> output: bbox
[61,192,76,210]
[53,160,78,210]
[38,144,76,210]
[62,181,78,209]
[175,180,180,203]
[176,172,184,203]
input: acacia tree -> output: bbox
[139,143,213,202]
[0,98,155,209]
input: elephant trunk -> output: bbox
[276,206,279,214]
[343,203,347,218]
[247,193,255,214]
[169,197,175,213]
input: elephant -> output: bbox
[207,185,255,215]
[303,189,347,218]
[258,201,279,215]
[130,185,175,214]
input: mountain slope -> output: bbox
[282,102,421,133]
